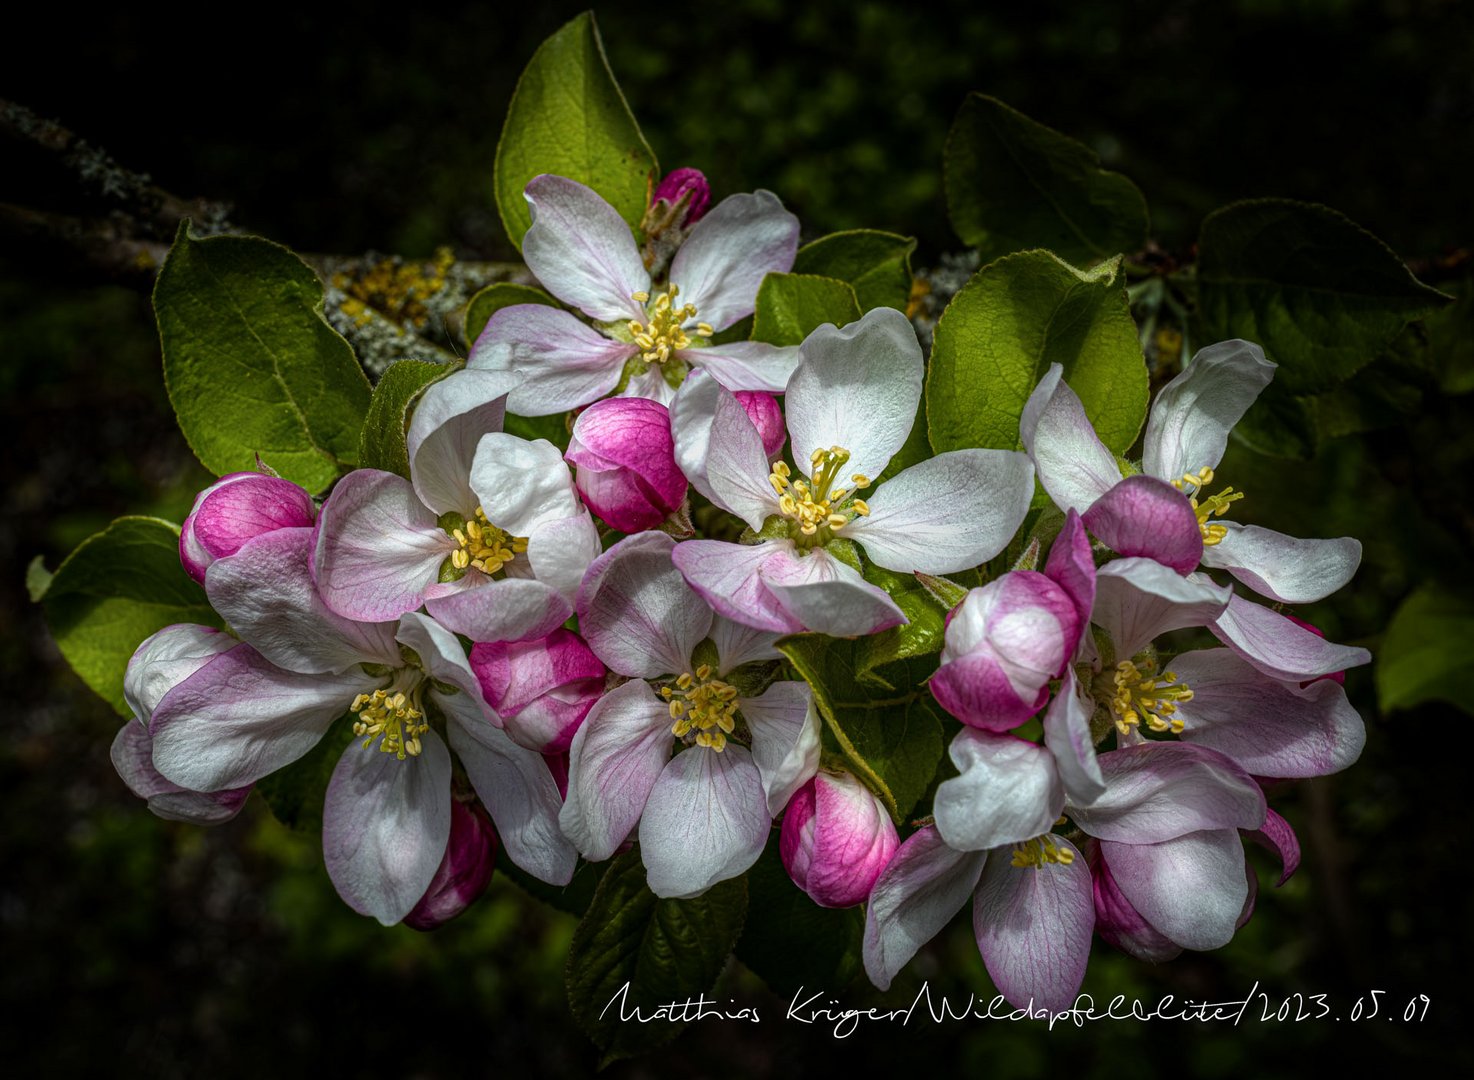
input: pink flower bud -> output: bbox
[929,570,1081,731]
[470,629,606,753]
[566,398,688,533]
[179,472,316,583]
[652,167,711,226]
[404,799,498,931]
[734,390,786,459]
[543,751,570,801]
[780,772,899,908]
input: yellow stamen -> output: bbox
[1011,834,1076,869]
[1110,659,1194,735]
[351,685,429,761]
[626,286,699,364]
[450,507,526,576]
[664,668,742,753]
[1171,466,1245,547]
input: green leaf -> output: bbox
[944,94,1148,266]
[503,411,572,450]
[1231,384,1319,461]
[155,225,371,495]
[734,837,862,992]
[25,555,52,602]
[750,273,862,347]
[40,517,222,716]
[792,230,917,312]
[926,250,1146,455]
[463,282,558,347]
[357,360,460,479]
[255,720,356,831]
[493,12,658,252]
[565,850,747,1064]
[855,563,951,677]
[1424,277,1474,395]
[778,635,944,822]
[1197,199,1452,394]
[1376,585,1474,716]
[498,857,605,917]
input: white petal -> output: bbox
[468,304,633,416]
[394,611,486,703]
[1019,364,1120,515]
[1200,524,1362,604]
[1092,559,1233,657]
[469,433,580,537]
[407,369,519,516]
[848,449,1034,573]
[123,624,233,726]
[521,174,649,322]
[704,381,783,529]
[669,189,799,330]
[323,730,453,925]
[639,746,770,898]
[785,307,924,482]
[577,532,713,679]
[1068,742,1265,843]
[759,545,908,637]
[711,615,782,674]
[1042,668,1105,805]
[526,511,602,602]
[933,731,1065,852]
[1101,830,1249,951]
[687,340,803,394]
[740,680,822,815]
[670,367,727,504]
[425,575,572,645]
[1211,593,1371,682]
[1143,339,1275,481]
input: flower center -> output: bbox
[627,285,712,364]
[660,664,740,752]
[1110,659,1193,735]
[351,672,429,760]
[769,446,872,548]
[1010,831,1076,869]
[448,507,527,575]
[1171,466,1244,546]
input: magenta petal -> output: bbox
[470,629,606,754]
[735,391,785,458]
[182,472,316,583]
[1088,842,1182,963]
[1083,474,1203,573]
[403,799,498,931]
[567,397,687,532]
[1043,509,1095,632]
[930,651,1049,732]
[652,167,711,225]
[780,772,899,909]
[1243,807,1301,887]
[974,836,1093,1013]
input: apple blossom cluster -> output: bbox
[114,171,1367,1007]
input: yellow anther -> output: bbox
[631,290,651,303]
[1172,466,1244,547]
[448,507,525,577]
[1011,834,1076,869]
[850,473,871,488]
[351,684,429,761]
[626,285,698,363]
[1111,659,1194,735]
[852,499,870,517]
[665,668,742,752]
[773,461,791,478]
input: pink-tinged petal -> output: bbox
[323,730,453,925]
[1100,830,1249,951]
[974,837,1093,1012]
[1200,524,1362,605]
[521,174,649,322]
[468,433,580,538]
[567,397,686,532]
[669,189,799,330]
[449,708,578,886]
[124,624,233,726]
[931,573,1077,731]
[782,772,899,909]
[110,722,251,825]
[213,526,403,674]
[759,545,908,637]
[1088,841,1182,963]
[740,680,822,815]
[1244,807,1301,887]
[577,532,714,679]
[671,539,801,634]
[1092,559,1233,658]
[407,369,519,516]
[426,575,572,645]
[150,643,377,791]
[470,629,606,754]
[180,473,316,583]
[525,511,601,602]
[558,679,673,861]
[1169,649,1366,778]
[1042,668,1105,805]
[847,449,1034,574]
[1210,593,1371,682]
[394,611,487,704]
[1069,742,1266,843]
[933,731,1065,852]
[711,615,782,674]
[403,799,498,931]
[685,340,803,394]
[705,382,784,529]
[1020,365,1121,515]
[785,307,923,483]
[1143,339,1276,482]
[468,304,634,416]
[737,391,786,458]
[640,745,770,899]
[1082,474,1203,573]
[312,471,456,627]
[863,825,988,991]
[671,372,783,505]
[1043,510,1095,631]
[653,167,711,226]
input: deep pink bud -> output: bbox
[543,751,570,801]
[179,471,316,583]
[566,398,688,532]
[404,799,498,931]
[1284,615,1346,685]
[470,629,606,753]
[652,167,711,226]
[734,390,786,459]
[780,772,899,908]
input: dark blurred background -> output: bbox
[3,0,1472,1075]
